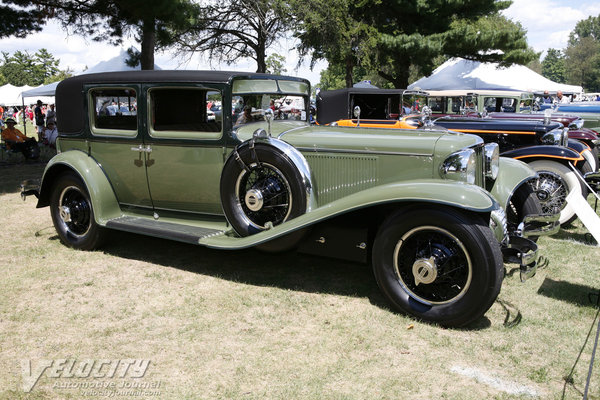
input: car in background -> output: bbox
[317,88,595,226]
[425,89,600,164]
[21,70,558,328]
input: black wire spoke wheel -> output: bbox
[220,143,308,237]
[372,207,503,327]
[50,172,106,250]
[529,171,568,215]
[394,226,472,305]
[58,185,92,237]
[235,162,293,229]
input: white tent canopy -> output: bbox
[408,58,583,94]
[20,48,160,99]
[0,83,36,106]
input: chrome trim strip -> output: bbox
[296,147,433,157]
[277,125,311,140]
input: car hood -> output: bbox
[433,116,562,133]
[233,120,482,156]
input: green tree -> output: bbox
[4,0,200,70]
[0,3,46,38]
[357,1,537,88]
[265,54,287,75]
[174,0,291,73]
[0,49,66,86]
[541,48,566,83]
[565,14,600,91]
[291,0,378,88]
[568,14,600,45]
[565,37,600,91]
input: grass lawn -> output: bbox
[1,162,600,399]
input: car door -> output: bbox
[142,84,228,216]
[87,85,153,210]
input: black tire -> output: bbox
[50,172,106,250]
[372,206,504,328]
[591,146,599,169]
[578,159,593,199]
[220,143,308,236]
[507,183,543,241]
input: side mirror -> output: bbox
[353,106,361,127]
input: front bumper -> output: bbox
[20,179,40,200]
[501,212,559,282]
[502,236,539,282]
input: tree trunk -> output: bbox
[345,55,354,88]
[378,60,411,89]
[256,45,266,73]
[140,18,156,70]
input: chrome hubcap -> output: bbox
[530,172,567,214]
[412,256,438,286]
[244,189,264,212]
[59,206,72,223]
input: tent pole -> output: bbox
[22,95,26,136]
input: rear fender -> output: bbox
[200,180,498,249]
[36,150,121,225]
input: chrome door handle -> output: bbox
[131,145,152,153]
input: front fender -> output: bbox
[502,145,583,163]
[200,180,498,249]
[37,150,121,225]
[489,157,537,211]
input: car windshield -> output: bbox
[231,78,310,125]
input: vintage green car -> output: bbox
[22,71,559,328]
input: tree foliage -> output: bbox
[174,0,291,73]
[0,49,68,86]
[541,48,566,84]
[3,0,200,70]
[290,0,378,88]
[0,3,46,38]
[358,0,537,88]
[565,37,600,91]
[291,0,536,88]
[564,14,600,91]
[568,15,600,46]
[265,54,287,75]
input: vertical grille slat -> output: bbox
[305,154,378,205]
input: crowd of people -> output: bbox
[0,99,57,160]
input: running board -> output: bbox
[105,216,225,245]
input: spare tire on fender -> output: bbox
[220,140,311,237]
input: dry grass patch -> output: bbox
[0,163,600,399]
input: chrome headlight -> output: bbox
[440,148,477,184]
[569,118,584,130]
[541,127,568,146]
[484,143,500,180]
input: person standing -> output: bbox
[34,99,45,141]
[45,103,56,125]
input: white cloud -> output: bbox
[503,0,600,52]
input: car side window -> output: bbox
[90,88,137,137]
[149,88,222,140]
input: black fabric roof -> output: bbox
[316,88,406,125]
[56,70,309,135]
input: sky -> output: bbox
[1,0,600,87]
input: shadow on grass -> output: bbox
[99,230,391,310]
[538,277,600,308]
[0,162,46,195]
